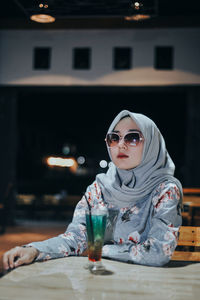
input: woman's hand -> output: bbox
[3,246,39,270]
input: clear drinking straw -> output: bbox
[84,194,94,244]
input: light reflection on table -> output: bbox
[0,257,200,300]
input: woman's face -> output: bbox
[109,117,144,170]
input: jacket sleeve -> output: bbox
[27,196,88,261]
[102,184,182,267]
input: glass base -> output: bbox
[85,260,113,275]
[84,260,94,270]
[89,261,106,275]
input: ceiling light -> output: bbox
[134,2,142,10]
[125,0,158,22]
[30,1,55,23]
[30,14,55,23]
[125,14,151,21]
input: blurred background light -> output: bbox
[62,145,71,155]
[47,156,75,168]
[99,160,108,168]
[108,162,112,168]
[77,156,86,165]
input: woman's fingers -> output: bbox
[2,251,10,270]
[14,254,29,267]
[7,251,16,269]
[3,246,39,270]
[14,248,38,267]
[3,246,20,270]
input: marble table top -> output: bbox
[0,257,200,300]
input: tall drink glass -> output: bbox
[86,205,107,275]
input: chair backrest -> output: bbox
[171,226,200,261]
[183,188,200,194]
[182,190,200,225]
[183,188,200,195]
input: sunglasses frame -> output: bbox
[105,130,144,148]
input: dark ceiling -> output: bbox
[1,0,200,29]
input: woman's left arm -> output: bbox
[102,184,182,267]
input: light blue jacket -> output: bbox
[29,181,182,267]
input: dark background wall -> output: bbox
[184,88,200,186]
[0,91,17,227]
[0,85,200,224]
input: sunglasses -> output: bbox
[105,131,144,148]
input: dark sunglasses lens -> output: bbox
[124,133,140,146]
[106,133,119,147]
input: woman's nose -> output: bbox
[118,138,127,148]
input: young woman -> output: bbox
[3,110,182,269]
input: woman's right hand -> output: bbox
[3,246,39,270]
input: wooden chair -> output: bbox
[171,226,200,261]
[182,188,200,226]
[181,204,193,225]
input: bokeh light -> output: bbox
[99,160,108,168]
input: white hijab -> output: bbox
[96,110,183,208]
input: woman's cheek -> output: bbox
[110,148,117,160]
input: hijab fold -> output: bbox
[96,110,182,209]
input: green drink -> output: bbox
[85,205,108,274]
[86,214,107,262]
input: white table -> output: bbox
[0,257,200,300]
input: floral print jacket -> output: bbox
[29,181,182,267]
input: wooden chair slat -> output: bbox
[182,196,200,225]
[183,196,200,203]
[183,188,200,194]
[171,251,200,261]
[172,226,200,261]
[178,226,200,246]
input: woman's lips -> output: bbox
[117,153,129,159]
